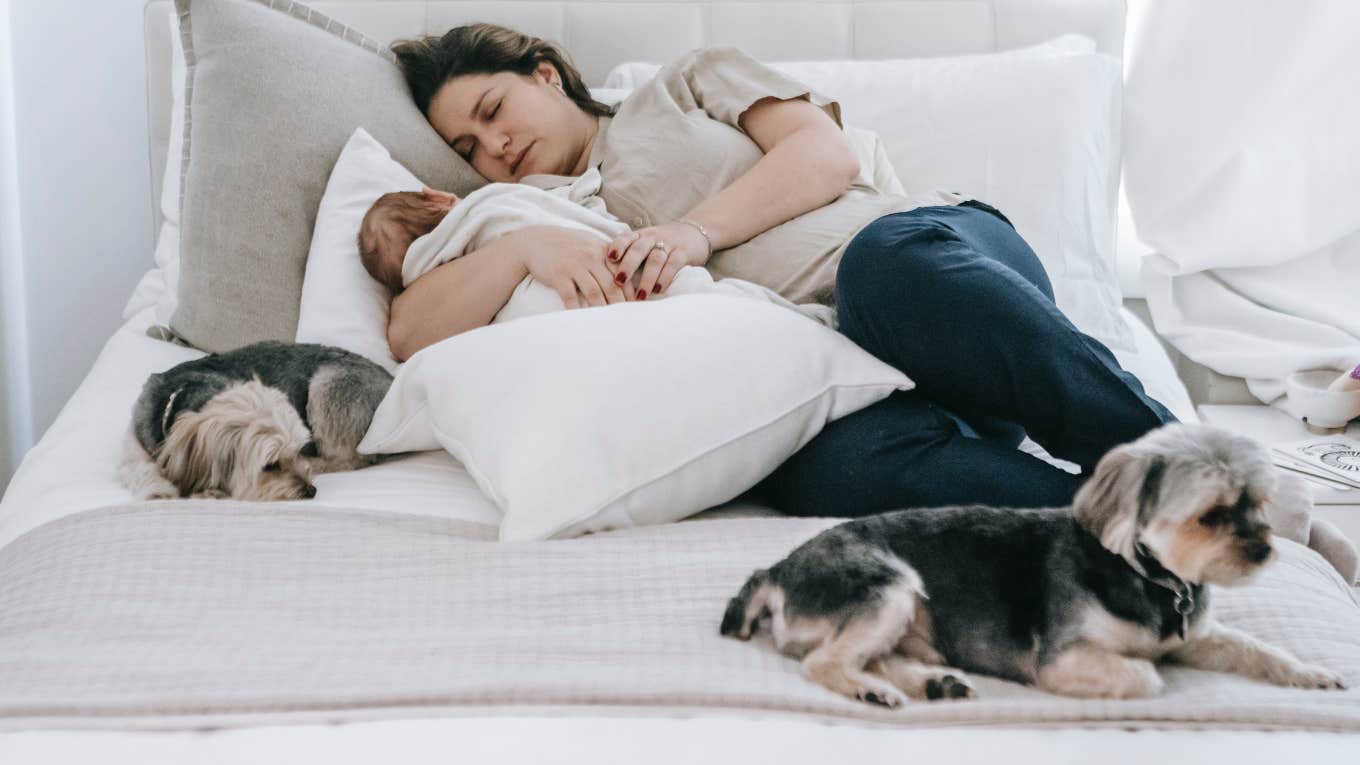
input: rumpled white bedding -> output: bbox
[1125,0,1360,404]
[0,302,1196,551]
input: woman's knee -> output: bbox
[835,210,955,314]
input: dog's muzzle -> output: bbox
[1245,540,1273,564]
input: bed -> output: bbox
[1,0,1357,761]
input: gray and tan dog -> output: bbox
[721,423,1346,706]
[120,342,392,501]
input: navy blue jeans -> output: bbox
[750,203,1177,515]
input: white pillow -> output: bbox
[125,8,188,323]
[295,128,415,372]
[357,294,913,541]
[604,35,1134,353]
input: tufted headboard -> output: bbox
[142,0,1126,231]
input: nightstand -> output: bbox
[1198,405,1360,547]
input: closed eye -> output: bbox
[1198,506,1232,526]
[452,100,501,160]
[263,461,282,473]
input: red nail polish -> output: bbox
[636,289,647,300]
[614,272,626,284]
[654,283,663,294]
[608,250,618,262]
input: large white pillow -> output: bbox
[604,35,1133,353]
[357,294,913,541]
[295,127,414,372]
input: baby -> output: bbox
[357,168,834,327]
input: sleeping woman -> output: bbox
[386,23,1177,516]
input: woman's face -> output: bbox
[426,61,591,182]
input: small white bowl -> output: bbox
[1286,369,1360,431]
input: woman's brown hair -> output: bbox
[391,23,613,119]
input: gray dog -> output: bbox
[721,423,1346,705]
[120,342,392,501]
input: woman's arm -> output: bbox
[610,97,860,296]
[387,225,628,361]
[702,96,861,249]
[387,233,529,362]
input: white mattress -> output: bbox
[0,285,1232,762]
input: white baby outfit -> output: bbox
[401,168,836,327]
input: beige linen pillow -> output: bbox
[171,0,484,351]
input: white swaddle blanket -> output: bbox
[401,168,836,326]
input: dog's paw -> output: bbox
[924,673,976,701]
[190,488,230,499]
[1114,661,1166,698]
[857,686,906,709]
[1281,664,1346,690]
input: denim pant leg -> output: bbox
[750,389,1085,516]
[751,204,1176,517]
[835,205,1176,471]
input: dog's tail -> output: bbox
[720,568,772,640]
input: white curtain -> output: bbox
[1124,0,1360,407]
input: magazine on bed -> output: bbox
[1272,436,1360,491]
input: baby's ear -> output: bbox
[421,187,459,207]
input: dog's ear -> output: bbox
[156,411,217,495]
[1073,444,1163,558]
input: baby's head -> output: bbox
[358,189,457,292]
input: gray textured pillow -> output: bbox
[172,0,484,352]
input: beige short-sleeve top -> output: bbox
[588,46,965,305]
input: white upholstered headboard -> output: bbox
[142,0,1126,232]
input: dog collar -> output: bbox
[160,386,185,442]
[1134,541,1195,640]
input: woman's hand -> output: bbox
[513,225,632,309]
[606,221,710,300]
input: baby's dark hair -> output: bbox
[358,191,450,292]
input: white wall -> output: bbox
[1,0,33,491]
[1,0,154,489]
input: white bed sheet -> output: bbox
[0,295,1197,551]
[0,307,502,549]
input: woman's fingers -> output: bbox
[615,232,661,288]
[572,270,615,308]
[653,258,686,296]
[634,245,671,299]
[590,262,631,304]
[607,231,638,265]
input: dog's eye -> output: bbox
[1198,506,1231,526]
[263,461,282,473]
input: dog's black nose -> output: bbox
[301,484,317,499]
[1246,541,1272,563]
